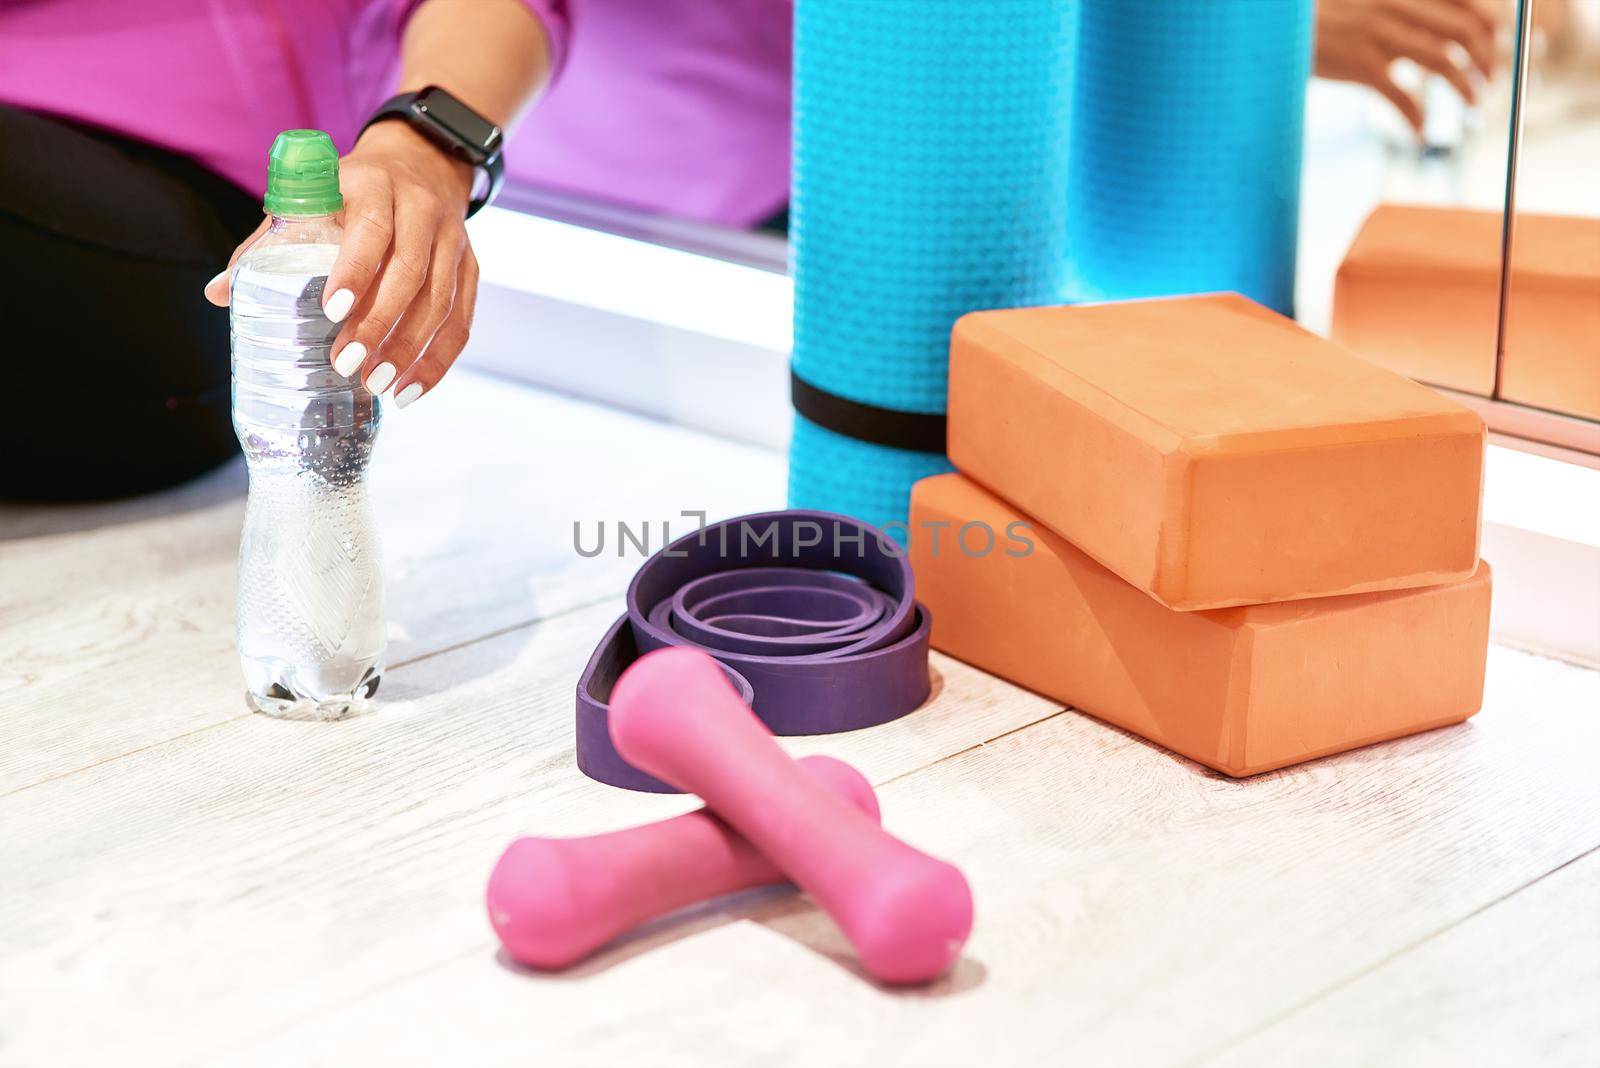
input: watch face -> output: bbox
[413,89,501,158]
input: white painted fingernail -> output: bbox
[366,362,396,395]
[394,383,424,409]
[324,288,355,323]
[332,342,366,378]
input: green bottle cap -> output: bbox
[264,130,343,217]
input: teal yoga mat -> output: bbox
[1066,0,1314,315]
[787,0,1077,537]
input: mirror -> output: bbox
[1327,0,1598,465]
[1493,0,1600,457]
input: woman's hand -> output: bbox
[1314,0,1501,132]
[205,0,554,408]
[206,121,480,409]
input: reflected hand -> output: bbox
[206,122,480,409]
[1314,0,1500,132]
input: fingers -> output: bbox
[367,230,465,398]
[1396,0,1496,79]
[323,176,393,324]
[1355,32,1426,131]
[229,144,475,404]
[330,189,439,389]
[1464,0,1503,39]
[391,246,479,410]
[1387,16,1480,104]
[1371,65,1427,132]
[1313,0,1496,130]
[204,217,270,307]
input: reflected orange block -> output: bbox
[909,473,1492,778]
[1332,203,1600,420]
[947,293,1484,611]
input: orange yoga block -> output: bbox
[946,293,1484,611]
[1332,203,1600,421]
[909,474,1492,777]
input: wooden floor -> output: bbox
[2,371,1596,1067]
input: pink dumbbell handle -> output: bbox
[487,755,878,970]
[609,648,973,985]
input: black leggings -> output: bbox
[0,105,263,500]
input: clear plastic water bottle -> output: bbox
[231,130,384,719]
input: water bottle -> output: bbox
[231,130,384,719]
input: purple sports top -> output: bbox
[0,0,791,226]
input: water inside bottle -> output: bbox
[231,242,385,719]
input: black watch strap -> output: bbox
[362,86,505,218]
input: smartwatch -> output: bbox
[361,86,505,217]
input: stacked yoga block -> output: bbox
[914,294,1492,777]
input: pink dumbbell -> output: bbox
[608,647,973,985]
[487,754,880,969]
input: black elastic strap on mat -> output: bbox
[790,370,947,455]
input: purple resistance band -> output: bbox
[576,510,933,792]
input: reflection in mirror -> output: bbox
[1497,0,1599,438]
[1328,0,1598,465]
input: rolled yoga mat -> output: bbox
[1065,0,1313,316]
[787,0,1077,536]
[576,510,931,793]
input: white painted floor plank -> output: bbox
[0,612,1058,1067]
[1204,846,1600,1068]
[5,379,1597,1067]
[9,642,1587,1068]
[0,371,784,794]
